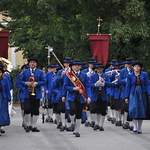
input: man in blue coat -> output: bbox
[81,59,96,127]
[82,58,97,77]
[16,64,29,128]
[118,58,134,130]
[104,59,117,122]
[64,59,91,137]
[55,57,72,131]
[90,63,110,131]
[20,58,46,132]
[45,64,58,123]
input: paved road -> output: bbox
[1,106,150,150]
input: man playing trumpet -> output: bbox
[20,58,46,132]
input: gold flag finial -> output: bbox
[97,17,102,34]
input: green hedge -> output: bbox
[10,68,21,103]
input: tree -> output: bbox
[0,0,150,70]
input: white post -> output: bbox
[11,47,16,69]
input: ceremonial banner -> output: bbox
[67,72,86,101]
[0,31,9,59]
[88,34,110,66]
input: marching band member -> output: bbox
[64,59,91,137]
[0,62,13,133]
[55,57,72,131]
[109,65,119,124]
[125,61,150,134]
[118,58,134,130]
[82,58,97,77]
[51,67,62,129]
[90,63,110,131]
[105,59,117,122]
[16,64,29,128]
[45,65,58,123]
[20,58,46,132]
[82,58,97,127]
[111,65,122,126]
[0,68,11,136]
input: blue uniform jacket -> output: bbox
[118,67,134,99]
[1,77,11,101]
[105,68,112,95]
[105,68,112,73]
[16,73,25,102]
[51,78,59,103]
[56,70,70,109]
[4,74,13,90]
[125,72,150,99]
[55,69,66,99]
[20,68,46,99]
[45,71,55,99]
[109,72,117,96]
[81,68,89,74]
[64,71,91,103]
[111,83,121,100]
[90,73,110,101]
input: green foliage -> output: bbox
[0,0,150,72]
[10,68,21,102]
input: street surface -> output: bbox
[1,106,150,150]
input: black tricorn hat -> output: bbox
[69,59,81,67]
[63,57,73,63]
[125,58,134,64]
[88,58,97,64]
[28,57,38,64]
[132,61,143,68]
[92,62,104,70]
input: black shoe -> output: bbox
[99,126,104,131]
[122,122,129,129]
[85,121,90,127]
[49,118,53,123]
[81,121,85,124]
[90,121,95,128]
[75,132,80,137]
[1,129,5,134]
[68,124,75,131]
[111,118,116,124]
[118,121,122,126]
[32,127,40,132]
[45,117,49,122]
[29,126,33,130]
[130,126,134,131]
[107,116,112,121]
[25,126,31,132]
[60,126,66,131]
[137,131,142,134]
[115,121,119,126]
[133,130,137,133]
[93,125,99,130]
[66,127,70,131]
[57,122,62,129]
[73,132,76,135]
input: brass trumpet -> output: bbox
[28,76,35,96]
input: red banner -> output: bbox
[66,71,86,101]
[0,31,9,59]
[88,34,110,66]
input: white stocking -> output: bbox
[137,120,143,132]
[133,119,138,131]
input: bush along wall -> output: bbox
[10,69,21,103]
